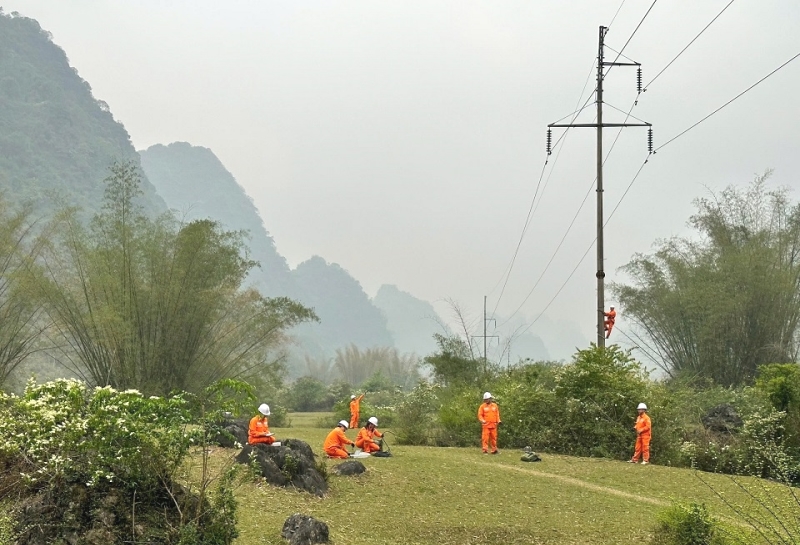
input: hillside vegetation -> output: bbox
[0,11,165,217]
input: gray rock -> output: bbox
[701,403,743,433]
[281,513,329,545]
[331,460,367,476]
[235,441,328,496]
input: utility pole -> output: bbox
[471,296,498,373]
[547,25,653,348]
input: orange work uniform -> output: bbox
[631,412,652,463]
[604,309,617,339]
[477,401,501,453]
[355,426,383,453]
[349,394,364,429]
[323,427,354,459]
[248,415,275,445]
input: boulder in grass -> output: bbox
[212,417,249,448]
[701,404,743,434]
[281,513,329,545]
[235,440,328,496]
[331,460,366,476]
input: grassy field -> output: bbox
[193,413,792,545]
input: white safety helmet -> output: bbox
[368,416,378,426]
[637,403,648,410]
[483,392,493,400]
[351,394,356,399]
[258,403,270,416]
[338,420,349,429]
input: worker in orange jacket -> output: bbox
[323,420,354,459]
[628,402,652,465]
[355,416,384,454]
[248,403,275,445]
[349,393,364,429]
[477,392,501,454]
[604,306,617,339]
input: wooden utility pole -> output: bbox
[548,26,652,348]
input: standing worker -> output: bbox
[349,393,364,429]
[248,403,275,445]
[604,306,617,339]
[629,402,652,465]
[323,420,355,459]
[477,392,501,454]
[355,416,384,454]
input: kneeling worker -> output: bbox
[324,420,355,459]
[356,416,384,454]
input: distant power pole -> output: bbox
[547,26,653,348]
[471,296,498,373]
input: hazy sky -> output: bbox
[5,1,800,353]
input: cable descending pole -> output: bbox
[548,26,652,348]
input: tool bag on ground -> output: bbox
[520,446,541,462]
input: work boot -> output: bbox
[641,461,649,465]
[491,450,499,455]
[482,450,488,454]
[627,459,636,463]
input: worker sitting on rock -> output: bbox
[248,403,276,445]
[355,416,384,454]
[323,420,355,459]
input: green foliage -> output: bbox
[333,344,421,389]
[0,502,16,545]
[545,345,647,458]
[613,173,800,386]
[0,12,165,220]
[0,197,49,387]
[394,382,442,445]
[756,363,800,413]
[286,376,333,411]
[425,333,489,387]
[36,162,316,396]
[0,378,244,543]
[651,503,727,545]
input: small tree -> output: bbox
[37,162,316,395]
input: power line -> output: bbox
[644,0,736,91]
[490,0,631,312]
[656,51,800,152]
[488,62,597,309]
[605,0,658,79]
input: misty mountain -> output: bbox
[0,11,164,216]
[290,256,395,356]
[373,284,448,356]
[137,143,400,362]
[139,142,294,297]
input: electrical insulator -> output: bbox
[546,128,552,155]
[637,67,642,94]
[647,128,653,153]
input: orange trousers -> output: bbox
[325,446,350,459]
[632,433,651,462]
[604,321,614,339]
[350,413,359,429]
[481,425,498,453]
[248,436,275,445]
[361,441,381,453]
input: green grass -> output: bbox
[196,418,793,544]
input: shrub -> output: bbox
[0,378,243,544]
[394,382,442,445]
[650,502,727,545]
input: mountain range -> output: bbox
[1,10,568,378]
